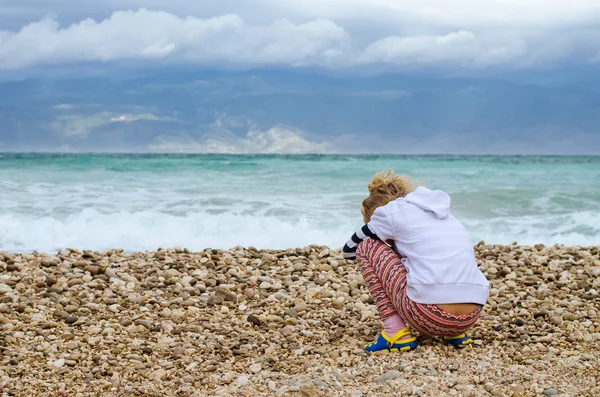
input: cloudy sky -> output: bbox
[1,0,600,77]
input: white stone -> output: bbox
[236,376,250,386]
[259,281,272,289]
[186,362,198,370]
[30,313,45,322]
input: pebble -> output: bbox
[512,385,525,396]
[84,265,100,275]
[215,288,237,302]
[543,388,558,396]
[63,316,78,325]
[247,314,261,327]
[284,309,299,318]
[249,364,262,374]
[259,281,272,289]
[236,376,250,386]
[312,379,330,388]
[207,295,224,306]
[150,369,166,381]
[0,284,12,294]
[294,301,308,313]
[333,297,345,309]
[375,370,402,383]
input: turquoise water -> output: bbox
[1,154,599,252]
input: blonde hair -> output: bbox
[361,170,415,223]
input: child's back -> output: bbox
[367,186,489,306]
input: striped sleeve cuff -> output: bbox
[341,224,380,259]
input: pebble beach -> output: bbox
[1,244,599,396]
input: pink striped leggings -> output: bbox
[357,240,482,336]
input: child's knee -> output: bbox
[356,239,387,260]
[355,239,373,259]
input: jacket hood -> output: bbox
[403,186,451,219]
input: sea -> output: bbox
[0,153,598,253]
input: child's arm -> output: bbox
[342,224,381,260]
[342,206,395,260]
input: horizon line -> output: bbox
[2,151,600,157]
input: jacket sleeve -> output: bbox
[341,224,380,260]
[341,207,395,260]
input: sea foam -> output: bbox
[1,208,598,253]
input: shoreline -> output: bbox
[3,241,599,256]
[1,244,599,396]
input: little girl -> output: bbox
[342,171,489,353]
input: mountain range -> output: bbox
[1,69,599,154]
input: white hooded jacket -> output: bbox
[344,186,489,305]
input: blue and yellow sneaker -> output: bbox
[365,328,418,354]
[443,333,473,347]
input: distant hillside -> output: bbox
[1,70,599,153]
